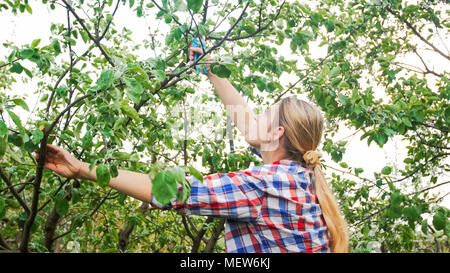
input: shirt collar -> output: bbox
[271,159,312,172]
[271,159,299,165]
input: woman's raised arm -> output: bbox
[190,47,260,148]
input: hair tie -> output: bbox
[303,150,322,168]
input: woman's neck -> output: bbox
[260,148,289,164]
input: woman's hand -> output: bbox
[35,145,83,179]
[189,47,213,74]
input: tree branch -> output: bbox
[191,216,214,253]
[394,152,450,183]
[0,167,30,215]
[203,219,225,253]
[202,0,209,24]
[415,131,450,150]
[413,121,449,133]
[207,0,286,42]
[275,52,333,102]
[61,0,115,66]
[151,0,188,30]
[45,44,95,116]
[411,181,450,196]
[0,232,11,250]
[412,48,443,77]
[385,5,450,61]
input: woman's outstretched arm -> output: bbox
[190,47,260,147]
[37,145,152,203]
[78,162,152,203]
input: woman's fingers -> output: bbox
[35,145,65,164]
[190,47,204,55]
[189,47,208,61]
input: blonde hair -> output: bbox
[278,96,349,253]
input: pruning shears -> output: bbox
[190,37,208,75]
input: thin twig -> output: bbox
[385,5,450,61]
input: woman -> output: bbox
[37,48,349,253]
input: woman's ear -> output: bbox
[270,126,285,142]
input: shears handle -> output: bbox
[190,38,208,75]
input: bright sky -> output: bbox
[0,1,448,211]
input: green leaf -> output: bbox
[31,129,44,145]
[0,137,6,158]
[136,6,143,17]
[152,170,178,205]
[112,151,130,160]
[7,110,25,133]
[24,139,38,153]
[381,166,392,175]
[8,133,24,147]
[390,192,402,208]
[12,98,29,111]
[10,62,24,74]
[374,132,388,147]
[444,107,450,123]
[125,77,143,104]
[402,117,412,128]
[354,167,364,176]
[55,191,69,217]
[121,104,141,122]
[187,0,203,13]
[329,66,340,79]
[376,179,383,187]
[113,117,127,130]
[411,110,425,123]
[96,164,111,187]
[256,77,266,91]
[51,40,61,56]
[40,93,49,102]
[72,188,81,204]
[31,38,41,48]
[173,0,187,12]
[421,219,428,234]
[338,94,348,105]
[177,179,192,204]
[170,166,186,183]
[80,30,89,43]
[404,206,421,222]
[118,193,127,204]
[97,69,115,90]
[81,131,93,151]
[188,166,203,182]
[25,3,32,14]
[432,211,447,230]
[20,48,35,59]
[110,164,118,178]
[164,13,172,24]
[56,86,68,98]
[0,121,7,137]
[325,20,335,32]
[211,64,231,78]
[0,196,6,219]
[153,70,166,82]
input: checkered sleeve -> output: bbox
[150,171,265,222]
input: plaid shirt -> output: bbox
[150,159,330,253]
